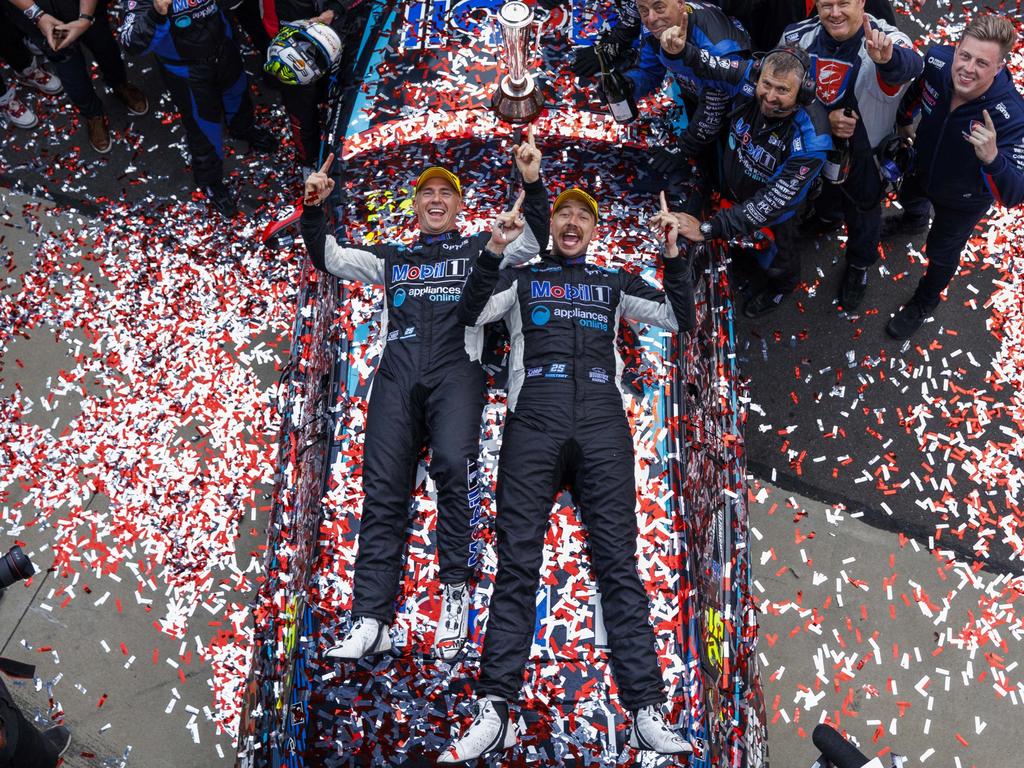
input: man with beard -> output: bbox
[301,134,549,664]
[437,182,696,761]
[658,33,832,316]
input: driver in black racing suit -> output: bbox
[438,178,697,762]
[300,138,549,665]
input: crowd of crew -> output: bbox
[578,0,1023,338]
[0,0,345,216]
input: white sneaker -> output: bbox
[15,63,63,95]
[433,582,469,661]
[438,698,518,764]
[628,705,693,755]
[1,88,37,129]
[324,617,392,660]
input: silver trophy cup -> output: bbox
[491,1,544,124]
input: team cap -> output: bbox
[553,187,599,221]
[414,166,462,196]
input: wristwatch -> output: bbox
[24,3,45,23]
[79,11,95,22]
[699,221,714,238]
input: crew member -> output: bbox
[301,136,549,663]
[438,183,695,761]
[121,0,278,217]
[883,14,1024,338]
[623,0,750,177]
[659,35,832,316]
[782,0,922,312]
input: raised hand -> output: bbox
[863,18,893,64]
[304,153,336,206]
[650,191,682,258]
[487,190,527,253]
[660,24,686,56]
[513,125,542,183]
[967,109,998,165]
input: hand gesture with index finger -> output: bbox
[650,191,682,258]
[487,190,527,253]
[304,153,336,207]
[863,17,893,64]
[514,125,542,183]
[966,109,999,165]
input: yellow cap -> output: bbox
[414,166,462,196]
[553,187,599,222]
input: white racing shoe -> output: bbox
[438,697,518,764]
[628,705,693,755]
[433,582,469,661]
[324,617,392,660]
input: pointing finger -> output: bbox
[318,153,335,175]
[983,109,995,130]
[862,17,872,41]
[660,190,670,214]
[527,124,536,147]
[511,189,526,214]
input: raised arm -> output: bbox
[502,126,551,266]
[624,192,695,332]
[299,154,385,283]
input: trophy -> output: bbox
[491,1,545,124]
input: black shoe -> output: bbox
[42,725,71,758]
[743,289,788,318]
[837,264,869,311]
[205,184,239,218]
[799,214,844,237]
[880,214,929,240]
[886,300,930,339]
[242,126,278,153]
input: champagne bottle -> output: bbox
[597,47,638,124]
[823,107,854,184]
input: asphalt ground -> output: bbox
[1,0,1022,765]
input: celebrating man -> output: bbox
[782,0,922,312]
[301,135,549,664]
[883,14,1024,338]
[438,186,695,761]
[582,0,749,176]
[657,35,832,316]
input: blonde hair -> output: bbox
[963,14,1019,60]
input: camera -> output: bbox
[0,545,35,590]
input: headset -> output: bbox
[750,45,817,106]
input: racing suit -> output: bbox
[625,2,750,162]
[894,44,1024,310]
[781,14,922,266]
[670,42,832,292]
[121,0,257,189]
[299,180,549,623]
[261,0,347,165]
[457,238,696,711]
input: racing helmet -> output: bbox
[265,20,343,86]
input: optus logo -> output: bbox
[393,288,407,307]
[531,306,551,325]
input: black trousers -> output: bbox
[822,152,886,270]
[12,0,127,117]
[279,79,324,166]
[898,176,988,310]
[352,358,486,622]
[157,41,254,188]
[477,381,665,711]
[0,680,56,768]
